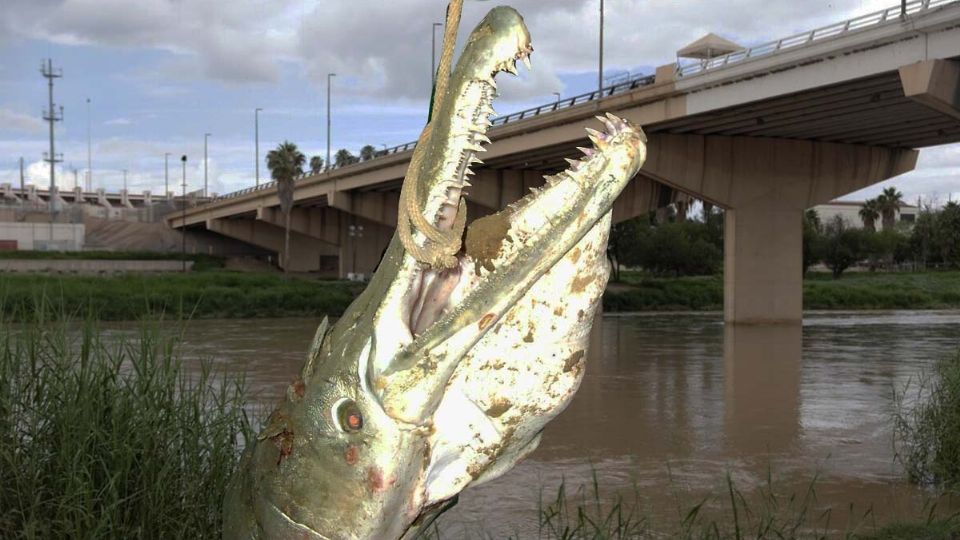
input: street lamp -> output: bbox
[86,97,92,191]
[349,223,364,280]
[255,108,263,187]
[181,155,187,272]
[204,133,211,197]
[164,153,171,198]
[432,22,443,87]
[553,92,561,103]
[598,0,605,95]
[326,73,336,172]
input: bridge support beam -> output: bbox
[206,217,335,272]
[900,59,960,121]
[642,133,917,324]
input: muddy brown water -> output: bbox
[121,311,960,537]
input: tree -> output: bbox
[877,186,904,231]
[606,217,646,282]
[859,198,880,232]
[359,145,376,162]
[819,215,868,278]
[334,149,356,168]
[802,209,822,276]
[266,141,306,273]
[309,156,324,174]
[934,201,960,268]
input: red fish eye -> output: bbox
[336,399,363,433]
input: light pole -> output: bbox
[255,108,262,187]
[349,223,364,280]
[326,73,336,171]
[432,22,443,87]
[164,153,170,198]
[598,0,605,96]
[181,155,187,272]
[553,92,561,103]
[86,97,92,191]
[122,169,128,192]
[204,133,211,197]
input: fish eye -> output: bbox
[334,399,363,433]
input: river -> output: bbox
[167,311,960,537]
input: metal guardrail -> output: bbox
[208,73,657,203]
[676,0,958,77]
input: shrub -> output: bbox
[0,307,253,537]
[894,350,960,491]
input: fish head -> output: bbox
[224,5,647,538]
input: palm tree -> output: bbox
[309,155,324,174]
[334,149,355,168]
[266,141,305,272]
[359,145,376,162]
[859,198,880,232]
[877,186,904,231]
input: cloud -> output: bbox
[0,0,298,83]
[103,117,131,126]
[0,108,46,134]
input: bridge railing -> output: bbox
[208,73,657,204]
[677,0,958,78]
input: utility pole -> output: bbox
[86,97,92,190]
[255,108,262,187]
[19,157,24,194]
[72,166,78,189]
[327,73,336,171]
[598,0,605,97]
[122,169,128,191]
[181,155,187,272]
[204,133,211,197]
[164,153,170,197]
[41,59,63,196]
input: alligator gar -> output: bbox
[223,5,647,539]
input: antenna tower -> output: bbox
[40,58,63,193]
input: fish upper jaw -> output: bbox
[372,115,647,425]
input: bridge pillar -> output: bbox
[642,133,917,324]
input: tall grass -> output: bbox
[894,350,960,491]
[0,304,253,538]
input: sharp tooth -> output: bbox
[477,117,492,127]
[596,115,617,134]
[544,174,560,186]
[577,146,594,157]
[462,180,473,187]
[464,169,476,176]
[474,134,491,145]
[469,156,484,165]
[505,62,518,75]
[564,158,582,171]
[521,55,532,70]
[529,186,542,195]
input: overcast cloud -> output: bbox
[0,0,957,202]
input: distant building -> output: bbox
[811,200,919,228]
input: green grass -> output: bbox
[0,306,254,538]
[0,272,362,321]
[0,249,227,271]
[604,270,960,312]
[895,350,960,491]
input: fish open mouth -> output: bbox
[367,7,647,424]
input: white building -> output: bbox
[811,200,919,228]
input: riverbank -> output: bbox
[2,269,959,321]
[604,270,960,312]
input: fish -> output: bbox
[222,5,647,539]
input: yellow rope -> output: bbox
[397,0,467,269]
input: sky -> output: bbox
[0,0,957,205]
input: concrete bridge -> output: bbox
[169,0,960,324]
[2,184,207,210]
